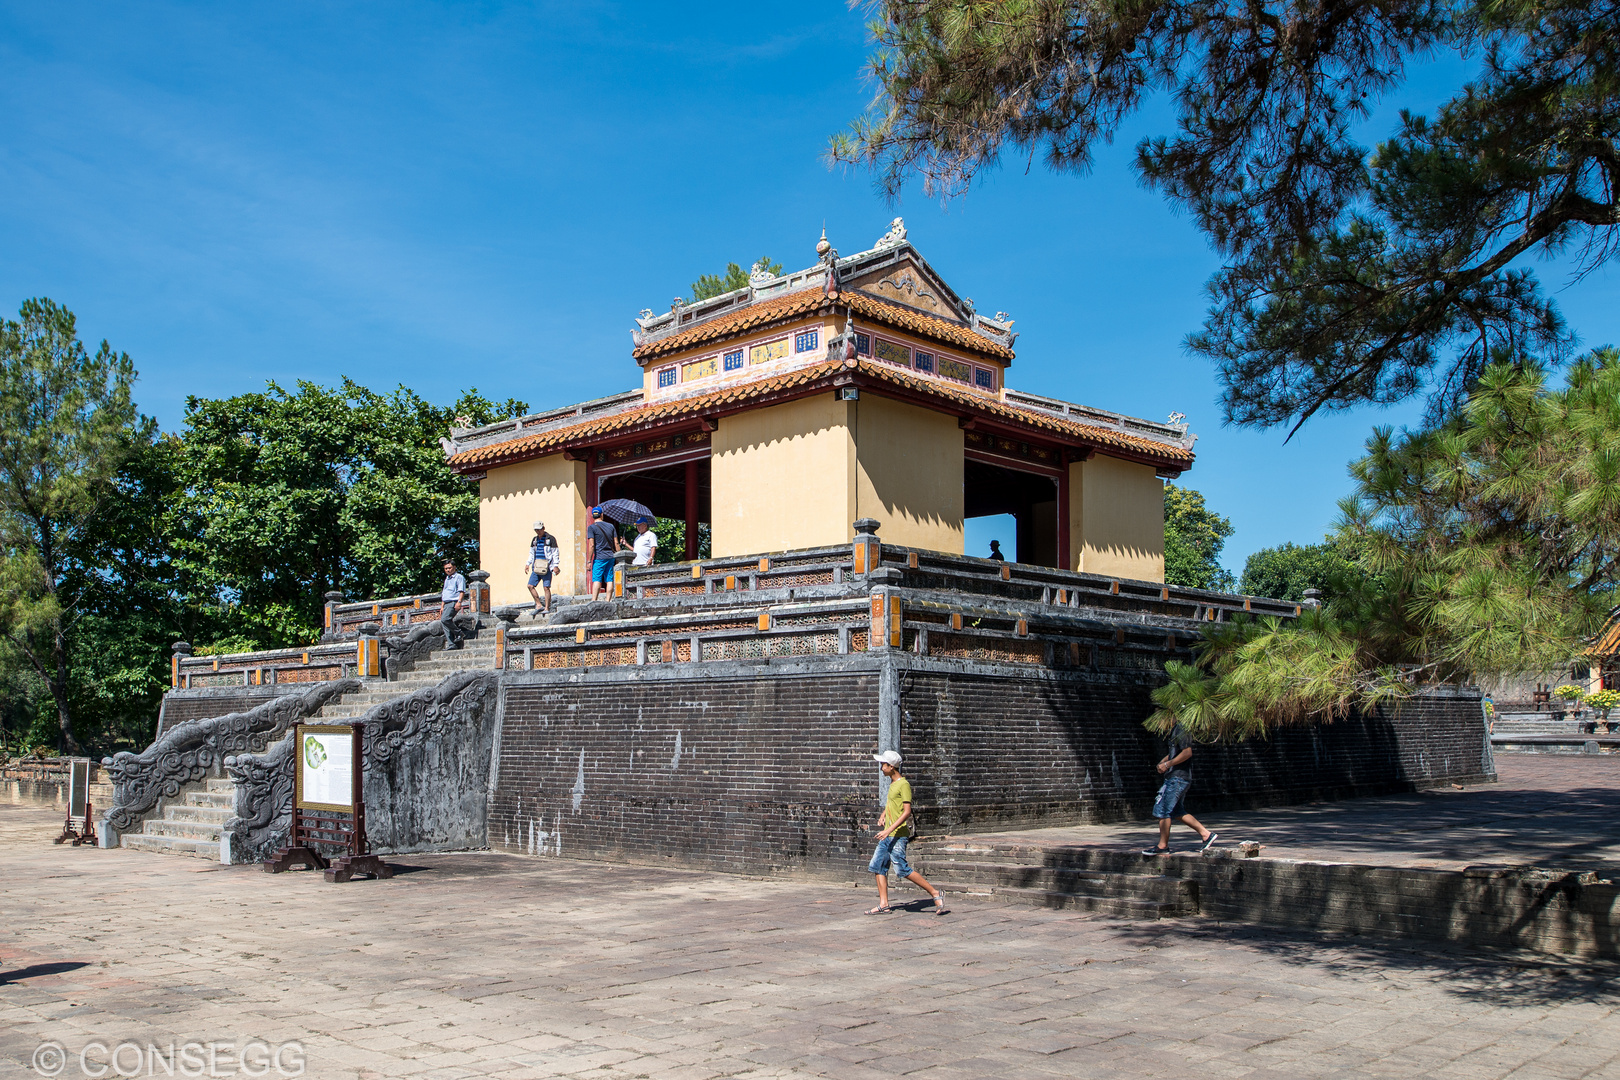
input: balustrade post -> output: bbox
[466,570,492,616]
[170,641,192,688]
[323,590,345,636]
[852,518,881,578]
[357,622,382,679]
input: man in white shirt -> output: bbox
[631,517,658,566]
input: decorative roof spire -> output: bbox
[816,228,831,257]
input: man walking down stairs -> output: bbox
[118,633,501,857]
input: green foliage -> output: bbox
[1240,541,1365,602]
[835,0,1617,431]
[650,519,711,564]
[1587,688,1620,717]
[1162,483,1234,592]
[168,379,526,648]
[1149,349,1620,737]
[0,298,147,754]
[691,257,782,302]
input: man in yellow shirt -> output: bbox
[866,750,947,916]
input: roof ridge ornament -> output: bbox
[748,259,776,287]
[874,217,907,250]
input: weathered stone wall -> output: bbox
[484,654,1490,873]
[157,687,311,736]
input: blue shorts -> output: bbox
[867,834,913,878]
[590,558,615,585]
[1154,775,1191,819]
[528,570,553,588]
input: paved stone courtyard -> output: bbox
[4,782,1619,1080]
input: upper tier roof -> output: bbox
[629,219,1018,365]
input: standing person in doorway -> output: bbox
[987,540,1006,562]
[585,506,622,601]
[525,521,561,615]
[630,516,658,566]
[439,560,468,650]
[866,750,948,916]
[1143,723,1218,855]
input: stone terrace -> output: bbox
[3,792,1619,1080]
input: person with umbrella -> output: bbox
[631,516,658,566]
[585,506,623,601]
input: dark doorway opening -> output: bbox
[964,458,1058,567]
[598,457,711,561]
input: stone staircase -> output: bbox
[119,632,500,858]
[914,838,1201,919]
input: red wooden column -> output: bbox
[684,459,699,560]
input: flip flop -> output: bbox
[865,905,892,915]
[933,894,949,916]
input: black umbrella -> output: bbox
[597,498,654,524]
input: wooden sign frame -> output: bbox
[264,723,392,882]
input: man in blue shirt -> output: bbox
[440,559,468,649]
[584,507,622,601]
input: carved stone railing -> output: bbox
[100,680,356,846]
[222,671,499,864]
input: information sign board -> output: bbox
[295,724,355,812]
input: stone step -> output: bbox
[205,778,234,794]
[142,818,223,841]
[922,860,1198,906]
[185,791,233,809]
[935,882,1192,919]
[120,832,218,859]
[165,804,233,825]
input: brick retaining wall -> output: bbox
[900,664,1493,833]
[485,655,1491,874]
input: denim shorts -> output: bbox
[528,570,552,588]
[868,834,913,878]
[1153,775,1191,819]
[590,558,614,585]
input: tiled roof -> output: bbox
[448,358,1192,471]
[1592,612,1620,658]
[858,362,1192,463]
[630,284,1015,362]
[844,292,1016,361]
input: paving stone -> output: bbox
[3,799,1620,1079]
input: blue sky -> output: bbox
[3,2,1615,576]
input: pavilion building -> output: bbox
[444,220,1198,605]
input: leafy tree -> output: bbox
[650,519,712,564]
[170,379,526,648]
[691,257,783,302]
[834,0,1617,432]
[1240,541,1365,602]
[1149,348,1620,738]
[1163,482,1235,591]
[0,299,147,754]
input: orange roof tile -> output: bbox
[631,285,1015,363]
[448,358,1192,471]
[1592,612,1620,658]
[844,292,1016,361]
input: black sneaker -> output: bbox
[1200,832,1219,852]
[1141,846,1169,856]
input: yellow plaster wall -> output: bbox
[854,394,965,553]
[1069,455,1165,583]
[478,454,589,604]
[710,395,857,556]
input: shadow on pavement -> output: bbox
[0,961,90,983]
[1110,919,1620,1007]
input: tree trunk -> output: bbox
[51,624,83,756]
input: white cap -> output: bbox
[532,521,545,530]
[873,750,903,767]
